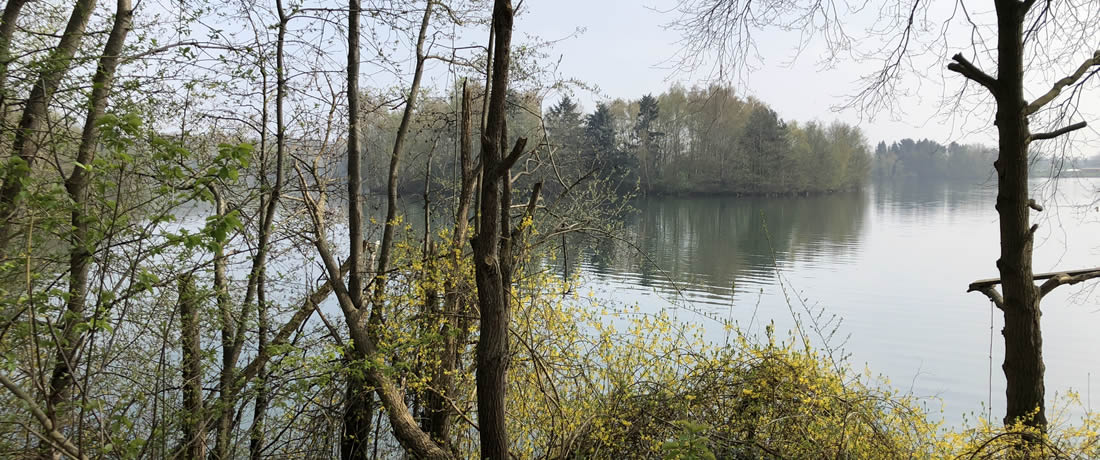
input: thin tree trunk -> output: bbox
[0,0,98,249]
[473,1,517,457]
[371,0,433,301]
[178,274,207,460]
[346,0,365,308]
[248,281,269,460]
[208,188,236,459]
[39,2,131,455]
[0,0,28,123]
[245,2,289,457]
[341,376,374,460]
[425,80,475,445]
[342,2,433,455]
[341,0,369,455]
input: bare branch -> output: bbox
[1030,121,1087,142]
[0,374,87,460]
[969,285,1005,310]
[1039,270,1100,298]
[496,137,529,178]
[1026,50,1100,115]
[947,53,997,93]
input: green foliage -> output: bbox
[544,85,872,196]
[661,421,716,460]
[872,138,996,181]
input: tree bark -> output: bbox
[425,80,476,445]
[993,0,1045,429]
[0,0,28,122]
[0,0,98,249]
[178,274,207,460]
[473,1,517,457]
[341,375,374,460]
[340,0,371,456]
[209,189,236,459]
[246,3,288,458]
[248,285,269,460]
[39,2,131,455]
[346,0,365,311]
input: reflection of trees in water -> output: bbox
[574,192,869,299]
[872,178,994,218]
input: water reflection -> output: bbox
[568,178,1100,425]
[578,192,868,303]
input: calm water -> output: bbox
[574,178,1100,425]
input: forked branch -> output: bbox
[0,374,87,460]
[495,136,529,179]
[1039,270,1100,298]
[1026,50,1100,115]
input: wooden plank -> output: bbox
[968,266,1100,291]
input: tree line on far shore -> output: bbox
[871,138,998,181]
[543,85,872,196]
[365,85,1023,200]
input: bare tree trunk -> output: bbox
[473,1,519,457]
[341,0,369,456]
[0,0,98,249]
[951,0,1081,432]
[371,0,433,301]
[341,2,433,456]
[346,0,365,309]
[178,274,207,460]
[993,0,1044,429]
[39,2,131,456]
[0,0,28,123]
[424,80,475,446]
[246,3,289,457]
[206,188,237,460]
[341,377,374,460]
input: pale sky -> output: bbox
[513,0,956,145]
[508,0,1098,152]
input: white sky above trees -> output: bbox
[183,0,1094,156]
[514,0,957,145]
[507,0,1098,155]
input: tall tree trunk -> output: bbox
[39,2,131,456]
[244,2,289,457]
[473,1,518,457]
[341,1,433,456]
[341,377,374,460]
[341,0,369,456]
[425,80,476,445]
[178,274,207,460]
[0,0,98,249]
[993,0,1044,429]
[0,0,28,123]
[346,0,365,310]
[371,0,433,302]
[211,189,234,459]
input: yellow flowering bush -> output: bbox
[367,234,1100,459]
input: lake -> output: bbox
[570,177,1100,426]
